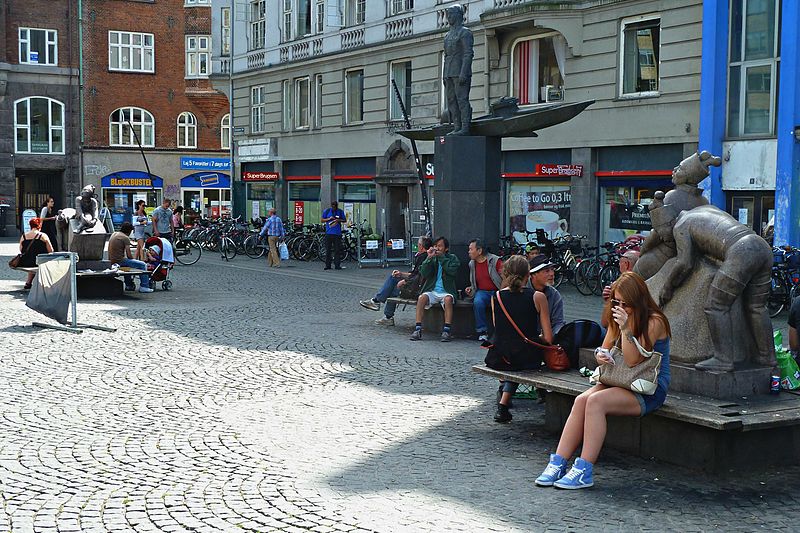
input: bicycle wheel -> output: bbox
[574,260,594,296]
[552,264,564,288]
[174,239,201,265]
[768,274,788,317]
[295,238,314,262]
[587,262,603,295]
[244,235,266,259]
[221,237,237,261]
[599,265,620,291]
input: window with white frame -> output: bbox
[298,0,312,37]
[345,0,365,26]
[186,36,210,78]
[282,80,292,130]
[511,34,566,105]
[315,0,324,33]
[389,0,413,16]
[109,31,154,73]
[345,69,364,124]
[620,16,660,97]
[295,77,310,129]
[221,114,231,150]
[221,7,231,56]
[727,0,780,137]
[109,107,155,147]
[14,97,64,154]
[185,0,210,5]
[390,61,411,120]
[177,112,198,148]
[250,0,266,50]
[283,0,293,42]
[251,86,266,132]
[18,28,57,65]
[313,73,323,128]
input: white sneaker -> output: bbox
[375,316,394,326]
[138,287,154,293]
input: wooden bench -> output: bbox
[472,363,800,472]
[15,266,149,298]
[386,296,476,337]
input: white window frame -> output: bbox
[389,60,412,121]
[313,73,323,129]
[345,0,366,26]
[509,32,567,106]
[315,0,325,33]
[344,68,365,124]
[186,35,210,78]
[294,77,310,130]
[109,30,155,73]
[282,80,292,130]
[221,114,231,150]
[618,14,661,98]
[283,0,293,42]
[389,0,413,17]
[185,0,210,5]
[109,107,155,147]
[250,0,266,50]
[726,0,781,138]
[14,97,65,154]
[18,28,58,65]
[221,7,231,56]
[177,112,198,149]
[251,86,266,133]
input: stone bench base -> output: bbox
[386,297,476,338]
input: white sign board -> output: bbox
[252,201,260,219]
[365,240,379,250]
[22,209,37,230]
[391,239,405,250]
[738,208,749,225]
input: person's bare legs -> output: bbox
[555,385,606,459]
[443,295,454,324]
[415,294,430,324]
[136,239,145,261]
[579,387,641,463]
[25,271,35,287]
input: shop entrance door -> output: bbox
[386,186,409,241]
[182,188,232,220]
[16,170,64,230]
[728,192,775,237]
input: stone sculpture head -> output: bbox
[672,150,722,187]
[446,4,464,27]
[79,184,96,201]
[648,191,679,243]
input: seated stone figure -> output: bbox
[74,184,101,234]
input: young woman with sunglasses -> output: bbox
[535,271,671,489]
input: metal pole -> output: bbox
[70,252,78,329]
[229,0,235,217]
[126,118,154,193]
[391,79,432,237]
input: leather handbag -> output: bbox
[8,236,35,269]
[8,254,23,268]
[494,290,570,371]
[589,335,661,395]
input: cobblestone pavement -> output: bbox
[0,242,798,532]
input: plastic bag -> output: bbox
[279,242,289,260]
[777,349,800,390]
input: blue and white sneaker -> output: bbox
[553,457,594,489]
[534,454,567,487]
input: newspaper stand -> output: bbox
[358,231,384,268]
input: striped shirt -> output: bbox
[260,215,285,237]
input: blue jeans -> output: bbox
[473,289,493,333]
[375,273,401,318]
[119,258,150,289]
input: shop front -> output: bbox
[180,172,231,223]
[336,180,377,233]
[242,170,278,222]
[100,171,163,229]
[286,160,322,228]
[597,173,673,244]
[15,169,66,229]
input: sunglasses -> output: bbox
[611,298,632,310]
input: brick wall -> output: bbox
[4,0,78,67]
[82,0,228,151]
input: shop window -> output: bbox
[727,0,780,137]
[295,77,310,129]
[289,182,321,226]
[345,69,364,124]
[251,86,266,132]
[221,7,231,56]
[109,30,154,73]
[221,114,231,150]
[110,106,155,147]
[511,34,566,105]
[14,97,65,154]
[506,182,571,243]
[390,61,412,121]
[177,112,197,149]
[338,182,376,230]
[186,35,210,78]
[250,0,266,50]
[389,0,413,16]
[18,28,57,65]
[600,184,672,243]
[619,16,660,97]
[345,0,365,26]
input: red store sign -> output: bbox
[243,171,279,181]
[535,164,583,177]
[294,202,304,225]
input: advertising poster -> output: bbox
[508,184,571,243]
[609,202,652,231]
[343,202,354,226]
[252,201,260,220]
[294,202,305,226]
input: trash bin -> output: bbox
[0,204,9,237]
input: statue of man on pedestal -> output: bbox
[442,4,473,136]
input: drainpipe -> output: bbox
[78,0,85,188]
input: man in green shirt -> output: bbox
[411,236,461,342]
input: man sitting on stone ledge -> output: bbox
[410,236,460,342]
[528,254,565,335]
[108,222,153,294]
[465,238,503,342]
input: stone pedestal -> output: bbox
[67,219,107,262]
[434,136,501,288]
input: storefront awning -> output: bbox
[101,171,163,189]
[180,172,231,188]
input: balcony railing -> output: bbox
[493,0,528,7]
[341,27,365,49]
[386,16,413,41]
[247,51,265,70]
[437,4,468,29]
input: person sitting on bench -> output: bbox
[359,236,432,326]
[465,238,503,342]
[17,217,53,290]
[600,250,640,329]
[410,236,460,342]
[529,254,565,335]
[108,222,153,293]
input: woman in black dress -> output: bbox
[486,254,552,423]
[39,196,58,251]
[18,217,54,289]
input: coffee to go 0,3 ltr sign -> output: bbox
[508,186,572,243]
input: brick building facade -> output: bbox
[0,0,81,235]
[81,0,230,228]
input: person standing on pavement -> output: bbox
[321,201,346,270]
[132,200,148,260]
[151,198,174,242]
[39,196,59,252]
[108,222,153,293]
[529,254,565,335]
[411,236,461,342]
[172,206,184,235]
[260,207,286,267]
[465,239,503,342]
[360,236,433,325]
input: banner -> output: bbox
[508,185,571,242]
[609,202,651,231]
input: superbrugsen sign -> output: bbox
[242,171,279,182]
[535,164,584,177]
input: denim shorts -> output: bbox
[632,384,667,417]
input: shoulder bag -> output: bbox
[494,290,570,371]
[589,335,661,395]
[8,235,37,269]
[399,274,424,300]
